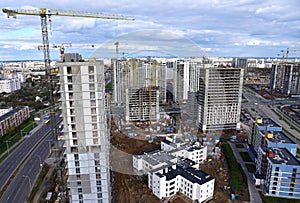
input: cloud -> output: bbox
[0,0,300,59]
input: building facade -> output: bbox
[58,54,110,203]
[0,106,29,137]
[197,67,243,132]
[0,78,21,93]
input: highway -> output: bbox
[242,88,300,145]
[0,116,61,202]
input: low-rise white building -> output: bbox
[133,150,177,175]
[0,107,13,117]
[149,164,215,203]
[161,138,208,164]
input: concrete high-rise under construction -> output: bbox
[58,54,111,203]
[270,62,300,95]
[190,66,244,132]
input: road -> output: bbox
[0,115,61,201]
[1,131,54,202]
[242,89,300,145]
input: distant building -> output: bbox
[0,106,30,136]
[270,62,300,95]
[0,78,21,93]
[125,87,160,122]
[0,107,13,117]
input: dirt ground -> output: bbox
[110,120,250,203]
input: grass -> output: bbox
[259,191,300,203]
[245,164,256,173]
[239,152,253,162]
[297,148,300,154]
[221,142,248,195]
[0,117,37,156]
[235,143,244,148]
[250,108,256,112]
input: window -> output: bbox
[76,168,80,174]
[97,186,102,192]
[76,174,81,179]
[89,84,95,90]
[78,194,83,199]
[92,116,97,122]
[77,181,82,186]
[92,124,97,130]
[75,161,80,167]
[89,75,95,82]
[96,180,102,185]
[72,132,77,138]
[67,66,72,74]
[71,147,78,153]
[73,139,78,146]
[97,193,102,198]
[96,173,101,179]
[91,108,97,114]
[78,188,82,193]
[74,154,79,160]
[91,100,96,106]
[88,66,94,74]
[93,139,99,144]
[93,131,98,137]
[68,85,73,91]
[90,92,96,99]
[67,76,72,83]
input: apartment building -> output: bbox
[270,62,300,95]
[248,117,300,199]
[0,78,21,93]
[125,87,160,122]
[0,106,30,136]
[149,164,215,202]
[196,67,243,132]
[58,54,110,203]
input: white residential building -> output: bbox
[149,165,215,202]
[0,107,13,117]
[58,54,110,203]
[0,78,21,93]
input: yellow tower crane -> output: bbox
[2,7,134,202]
[2,7,134,72]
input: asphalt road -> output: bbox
[242,89,300,145]
[0,116,61,202]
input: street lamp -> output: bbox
[22,175,32,191]
[4,140,10,155]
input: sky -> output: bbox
[0,0,300,60]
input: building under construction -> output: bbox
[270,62,300,95]
[58,54,111,203]
[112,59,167,106]
[190,66,244,132]
[125,86,160,122]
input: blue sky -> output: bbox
[0,0,299,60]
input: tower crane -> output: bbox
[278,48,300,89]
[37,43,102,58]
[2,7,134,202]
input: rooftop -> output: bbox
[257,118,280,128]
[268,148,300,166]
[156,165,214,185]
[0,106,26,121]
[135,150,176,166]
[267,131,296,145]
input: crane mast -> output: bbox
[2,7,134,202]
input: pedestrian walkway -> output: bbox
[229,142,263,203]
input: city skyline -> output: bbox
[0,0,299,60]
